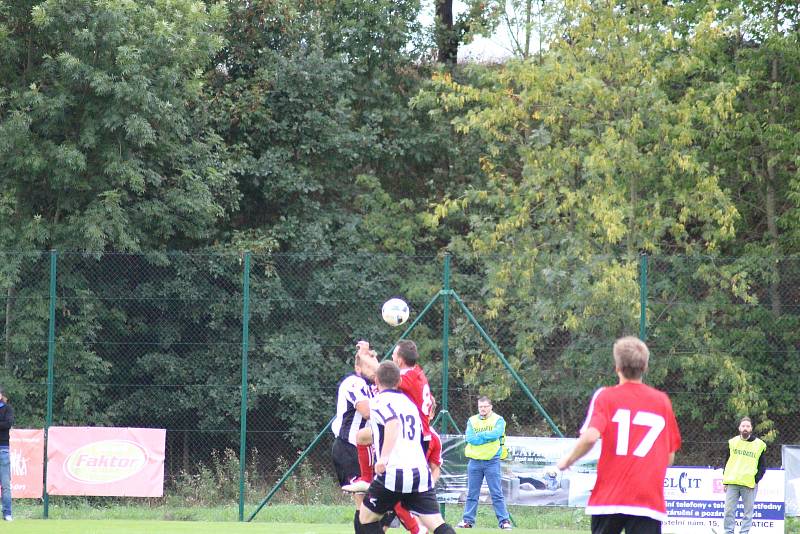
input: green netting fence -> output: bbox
[0,251,797,519]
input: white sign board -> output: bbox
[663,467,784,534]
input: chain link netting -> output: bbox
[0,252,796,512]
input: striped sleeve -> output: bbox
[374,400,398,424]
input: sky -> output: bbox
[419,0,518,62]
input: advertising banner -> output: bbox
[663,468,784,534]
[782,445,800,516]
[438,434,600,507]
[46,427,165,497]
[9,429,44,498]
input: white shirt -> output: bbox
[370,389,433,493]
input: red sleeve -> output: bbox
[427,431,443,466]
[584,388,608,434]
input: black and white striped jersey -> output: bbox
[332,373,372,445]
[369,389,433,493]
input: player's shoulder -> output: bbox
[384,389,418,409]
[401,365,427,386]
[612,382,674,407]
[339,373,366,389]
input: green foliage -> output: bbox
[1,0,799,487]
[416,0,800,443]
[0,0,234,252]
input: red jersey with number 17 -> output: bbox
[399,365,434,439]
[582,382,681,521]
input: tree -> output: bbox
[419,0,757,436]
[0,0,233,424]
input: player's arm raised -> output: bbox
[375,418,400,475]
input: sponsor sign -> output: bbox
[782,445,800,516]
[9,429,44,498]
[438,435,600,506]
[47,427,165,497]
[663,467,783,534]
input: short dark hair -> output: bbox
[376,361,401,389]
[395,340,418,366]
[612,336,649,379]
[740,416,752,425]
[478,396,491,405]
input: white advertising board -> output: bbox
[663,467,783,534]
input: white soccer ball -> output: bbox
[381,298,410,327]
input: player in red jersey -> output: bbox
[557,336,681,534]
[426,428,443,483]
[392,340,435,441]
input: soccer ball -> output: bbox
[381,298,410,327]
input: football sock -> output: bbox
[434,524,456,534]
[353,509,362,534]
[393,503,419,533]
[357,444,374,482]
[360,519,384,534]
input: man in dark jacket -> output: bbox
[0,385,13,521]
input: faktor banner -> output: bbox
[9,429,45,498]
[46,427,166,497]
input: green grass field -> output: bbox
[0,520,585,534]
[5,503,797,533]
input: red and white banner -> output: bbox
[46,427,165,497]
[9,429,44,498]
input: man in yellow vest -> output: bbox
[456,396,512,530]
[722,416,766,534]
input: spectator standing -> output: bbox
[0,386,14,522]
[457,396,512,530]
[723,416,766,534]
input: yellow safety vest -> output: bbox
[464,413,507,460]
[723,436,766,488]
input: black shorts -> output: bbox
[332,437,360,487]
[591,514,662,534]
[362,477,440,517]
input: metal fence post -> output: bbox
[441,253,451,433]
[639,253,648,341]
[440,253,451,519]
[238,251,251,521]
[43,250,57,519]
[452,291,564,437]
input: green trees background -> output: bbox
[1,0,798,469]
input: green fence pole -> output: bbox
[391,291,441,348]
[247,419,334,522]
[639,253,648,341]
[451,291,564,437]
[440,253,451,435]
[43,250,57,519]
[439,253,452,519]
[238,252,251,522]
